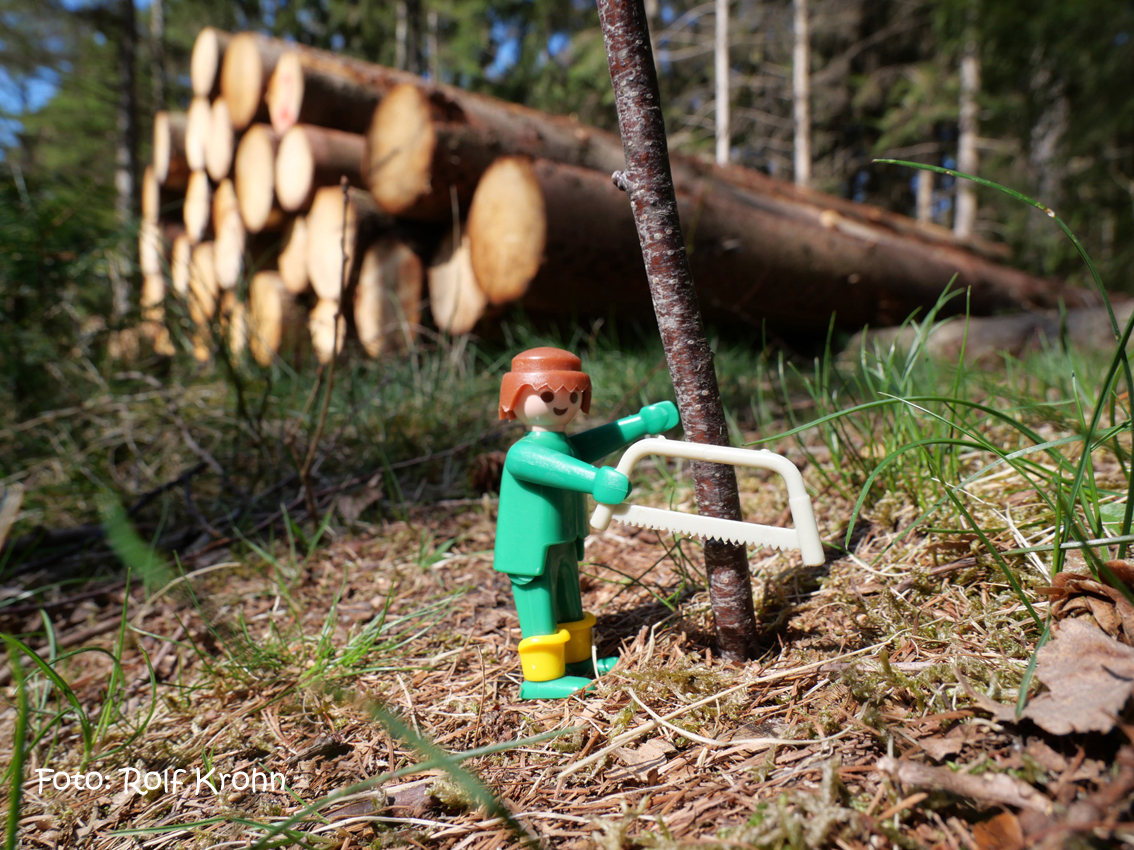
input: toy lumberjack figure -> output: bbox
[495,347,679,699]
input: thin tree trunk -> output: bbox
[916,168,934,224]
[596,0,759,661]
[954,40,980,238]
[112,0,140,321]
[714,0,729,166]
[792,0,811,188]
[149,0,164,109]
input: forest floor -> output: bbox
[5,418,1134,850]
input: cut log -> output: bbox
[265,47,410,136]
[466,157,546,305]
[188,241,219,362]
[309,298,346,364]
[305,186,391,301]
[183,170,213,244]
[360,71,1018,267]
[366,83,501,220]
[220,32,280,131]
[204,98,236,182]
[153,111,189,189]
[278,216,310,295]
[140,274,175,356]
[354,237,423,357]
[185,96,211,172]
[227,294,249,358]
[235,124,283,233]
[191,27,231,98]
[249,270,305,366]
[844,302,1134,365]
[276,125,365,212]
[427,229,486,335]
[139,219,184,278]
[170,234,192,298]
[188,241,219,320]
[212,178,243,290]
[468,158,1067,332]
[142,164,181,223]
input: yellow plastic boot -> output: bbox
[518,629,593,699]
[562,612,618,677]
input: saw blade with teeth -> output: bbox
[608,504,802,551]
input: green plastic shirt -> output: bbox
[493,403,679,578]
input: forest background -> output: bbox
[2,0,1134,410]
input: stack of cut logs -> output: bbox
[140,27,1068,367]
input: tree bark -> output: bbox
[954,41,980,238]
[597,0,759,660]
[113,0,139,321]
[276,125,365,212]
[234,125,283,233]
[792,0,811,188]
[149,0,164,109]
[916,168,934,224]
[714,0,729,166]
[191,27,231,98]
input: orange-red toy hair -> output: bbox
[499,347,592,420]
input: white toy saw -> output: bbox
[590,437,825,566]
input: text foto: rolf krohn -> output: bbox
[35,767,287,795]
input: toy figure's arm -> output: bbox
[508,442,631,505]
[570,401,680,463]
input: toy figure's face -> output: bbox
[513,386,583,432]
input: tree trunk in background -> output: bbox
[1028,68,1069,272]
[792,0,811,188]
[916,168,934,223]
[113,0,139,320]
[597,0,760,662]
[714,0,730,166]
[954,40,980,238]
[149,0,164,109]
[396,0,424,75]
[427,10,439,80]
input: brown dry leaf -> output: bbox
[1038,563,1134,645]
[1021,619,1134,735]
[610,738,675,785]
[972,812,1025,850]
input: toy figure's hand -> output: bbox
[639,401,680,434]
[592,467,631,505]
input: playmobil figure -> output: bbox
[495,347,679,699]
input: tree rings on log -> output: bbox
[212,178,244,290]
[184,171,213,244]
[354,237,423,357]
[428,229,485,335]
[220,32,277,131]
[191,27,231,98]
[305,186,390,302]
[185,97,211,173]
[205,98,236,182]
[309,298,346,364]
[466,156,546,305]
[249,271,304,367]
[278,216,310,295]
[235,124,283,233]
